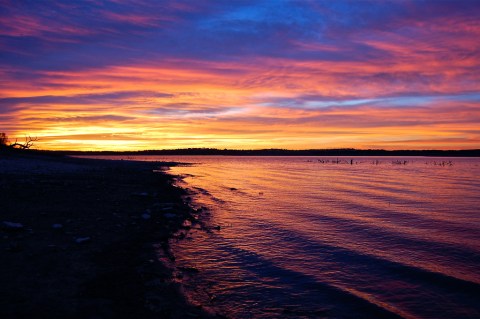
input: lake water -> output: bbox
[97,156,480,318]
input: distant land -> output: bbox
[33,148,480,157]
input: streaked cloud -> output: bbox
[1,0,479,150]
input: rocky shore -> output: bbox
[0,150,218,319]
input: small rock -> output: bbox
[75,237,91,244]
[164,213,176,219]
[2,221,24,230]
[133,192,149,197]
[142,213,151,220]
[177,233,186,239]
[178,266,200,273]
[52,224,63,229]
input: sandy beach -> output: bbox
[0,150,216,319]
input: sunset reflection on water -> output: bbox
[164,156,480,319]
[98,155,480,318]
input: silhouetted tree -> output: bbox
[0,132,8,147]
[0,132,37,149]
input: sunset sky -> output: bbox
[1,0,479,150]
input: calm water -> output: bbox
[95,156,480,318]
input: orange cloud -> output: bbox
[1,1,479,150]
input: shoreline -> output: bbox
[0,150,218,318]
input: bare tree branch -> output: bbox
[9,136,38,149]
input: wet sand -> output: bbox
[0,150,217,319]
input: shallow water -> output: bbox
[93,156,480,318]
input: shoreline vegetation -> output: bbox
[33,148,480,157]
[0,149,219,319]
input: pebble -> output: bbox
[75,237,91,244]
[141,213,151,220]
[2,221,24,230]
[52,224,63,229]
[164,213,176,219]
[178,266,200,273]
[133,192,149,197]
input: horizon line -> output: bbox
[31,147,480,154]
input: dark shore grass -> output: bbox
[0,150,217,319]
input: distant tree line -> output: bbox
[62,147,480,157]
